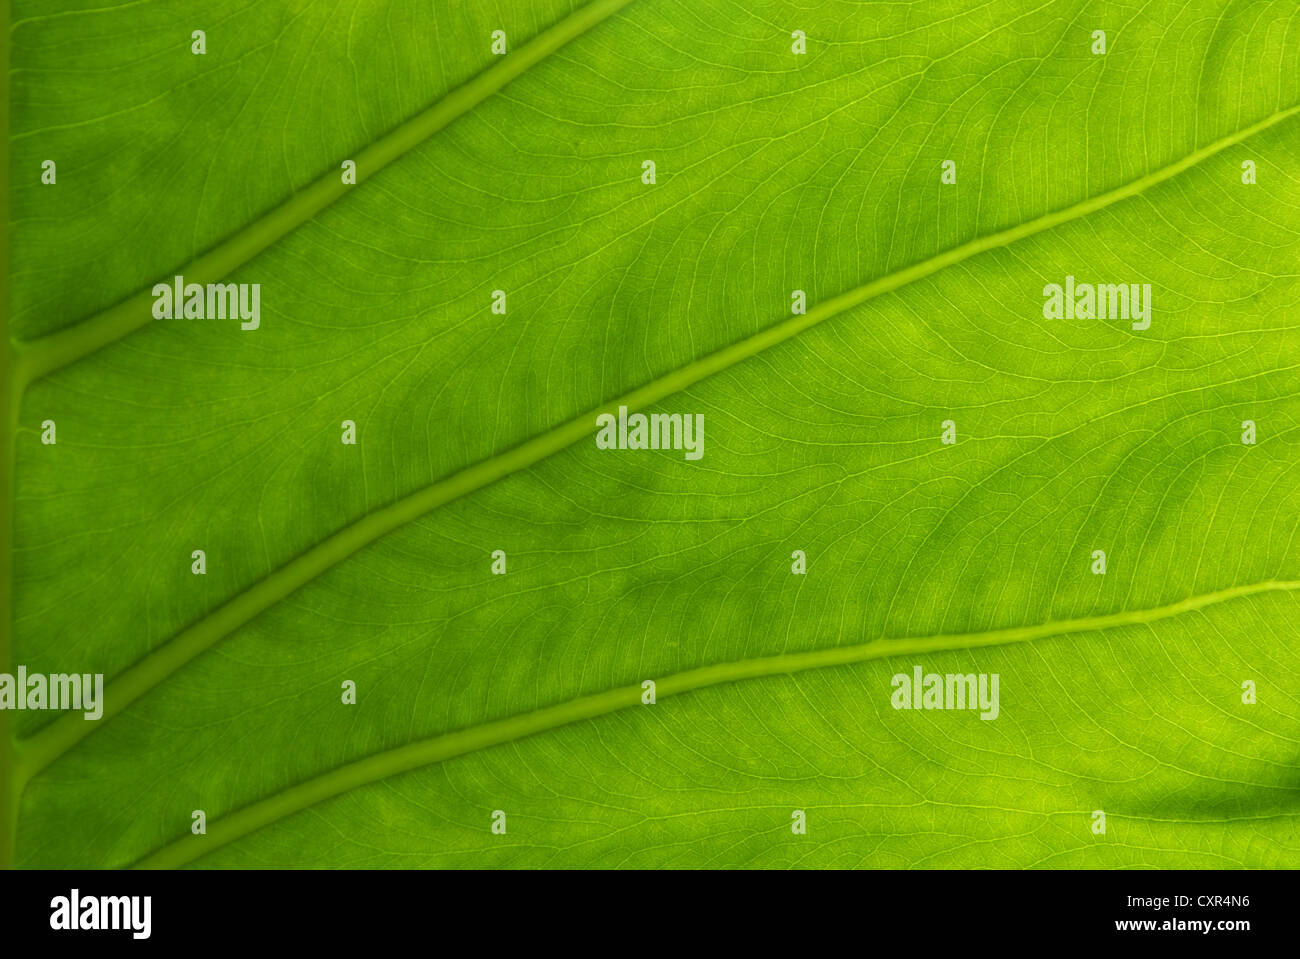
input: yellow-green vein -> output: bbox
[132,578,1300,867]
[11,0,637,389]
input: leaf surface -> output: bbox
[4,0,1300,868]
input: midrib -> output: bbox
[1,0,19,869]
[131,578,1300,868]
[15,100,1300,788]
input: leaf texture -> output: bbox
[3,0,1300,868]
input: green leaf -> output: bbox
[3,0,1299,869]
